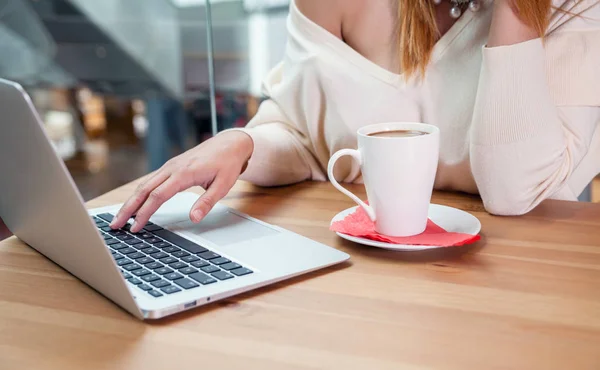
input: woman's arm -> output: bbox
[470,1,600,215]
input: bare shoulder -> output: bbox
[295,0,363,39]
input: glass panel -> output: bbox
[0,0,292,204]
[194,0,290,132]
[0,0,210,199]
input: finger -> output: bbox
[111,171,170,229]
[130,176,185,233]
[190,174,234,223]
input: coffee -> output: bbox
[368,130,428,138]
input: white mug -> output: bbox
[328,122,440,237]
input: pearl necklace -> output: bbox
[433,0,481,19]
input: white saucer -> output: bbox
[331,204,481,251]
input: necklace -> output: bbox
[433,0,481,19]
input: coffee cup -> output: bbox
[328,122,440,237]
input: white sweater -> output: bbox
[233,0,600,215]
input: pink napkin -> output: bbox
[331,206,480,247]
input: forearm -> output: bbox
[234,123,315,187]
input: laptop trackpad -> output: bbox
[172,208,279,246]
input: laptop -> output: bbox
[0,79,350,319]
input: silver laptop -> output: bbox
[0,79,349,319]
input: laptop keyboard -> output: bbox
[92,213,253,299]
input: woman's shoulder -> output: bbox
[294,0,372,40]
[294,0,345,39]
[545,1,600,106]
[548,0,600,33]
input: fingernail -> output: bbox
[192,210,204,223]
[131,221,139,231]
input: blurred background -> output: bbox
[0,0,289,201]
[0,0,597,224]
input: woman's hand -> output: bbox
[110,131,254,233]
[488,0,538,47]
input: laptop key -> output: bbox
[164,272,183,281]
[141,274,161,283]
[151,280,171,288]
[169,262,188,270]
[179,267,198,275]
[162,246,180,253]
[182,255,200,263]
[211,271,234,281]
[189,272,217,285]
[117,259,134,267]
[97,213,115,223]
[128,278,143,285]
[125,238,143,246]
[122,263,142,271]
[138,284,152,291]
[159,256,178,264]
[230,267,253,277]
[105,239,120,246]
[198,251,220,260]
[151,252,168,259]
[146,262,164,269]
[120,247,137,255]
[108,230,126,236]
[146,238,162,244]
[139,233,154,239]
[117,234,134,241]
[161,286,181,294]
[113,254,124,260]
[191,260,209,268]
[174,278,199,290]
[102,234,112,240]
[145,224,164,232]
[155,267,173,275]
[132,269,151,277]
[201,265,220,274]
[154,242,172,249]
[136,257,154,265]
[211,257,230,265]
[221,262,241,271]
[120,270,132,279]
[132,243,150,250]
[148,290,163,298]
[141,247,159,254]
[128,252,145,260]
[100,226,112,232]
[152,229,208,254]
[110,243,128,250]
[172,251,190,258]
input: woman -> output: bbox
[112,0,600,233]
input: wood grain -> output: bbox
[1,180,600,370]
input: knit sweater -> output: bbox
[231,0,600,215]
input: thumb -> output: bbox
[190,175,232,223]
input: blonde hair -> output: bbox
[397,0,553,77]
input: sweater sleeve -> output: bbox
[222,10,331,187]
[470,33,600,215]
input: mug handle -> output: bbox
[327,149,376,222]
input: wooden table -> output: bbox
[1,180,600,370]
